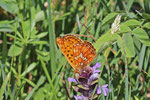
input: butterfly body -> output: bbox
[56,35,96,73]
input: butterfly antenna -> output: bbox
[80,22,93,35]
[60,33,73,37]
[60,34,67,37]
[80,22,96,41]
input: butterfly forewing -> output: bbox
[56,35,96,72]
[56,35,82,70]
[64,35,82,44]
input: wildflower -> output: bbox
[97,84,111,96]
[111,14,121,34]
[68,63,111,100]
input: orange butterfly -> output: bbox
[56,35,96,73]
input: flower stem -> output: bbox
[123,35,129,100]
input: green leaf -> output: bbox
[10,25,23,39]
[35,11,45,22]
[11,66,17,75]
[36,49,50,61]
[34,88,45,100]
[56,12,71,21]
[0,0,18,14]
[25,76,46,100]
[124,33,135,58]
[6,34,22,42]
[21,63,37,77]
[123,19,141,27]
[34,83,51,100]
[133,36,141,52]
[30,6,36,24]
[132,27,149,39]
[36,32,48,39]
[134,96,140,100]
[0,20,14,24]
[143,22,150,29]
[118,34,135,58]
[101,13,118,26]
[24,20,37,39]
[94,33,110,52]
[117,36,124,54]
[120,24,131,33]
[140,39,150,46]
[8,44,22,57]
[0,20,14,32]
[0,73,10,100]
[22,78,36,87]
[142,13,150,19]
[94,33,120,52]
[29,41,48,45]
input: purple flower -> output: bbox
[92,62,101,73]
[97,86,101,94]
[97,84,111,96]
[68,77,77,83]
[102,84,111,96]
[88,73,99,85]
[74,95,88,100]
[68,63,111,99]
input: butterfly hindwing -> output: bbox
[73,41,96,69]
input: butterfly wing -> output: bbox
[56,35,82,70]
[73,41,96,69]
[57,35,96,72]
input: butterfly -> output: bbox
[56,35,96,73]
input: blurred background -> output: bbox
[0,0,150,100]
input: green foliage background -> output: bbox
[0,0,150,100]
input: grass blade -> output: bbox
[40,59,58,99]
[25,76,46,100]
[127,0,134,11]
[0,73,10,100]
[47,0,56,76]
[100,0,111,13]
[134,45,146,91]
